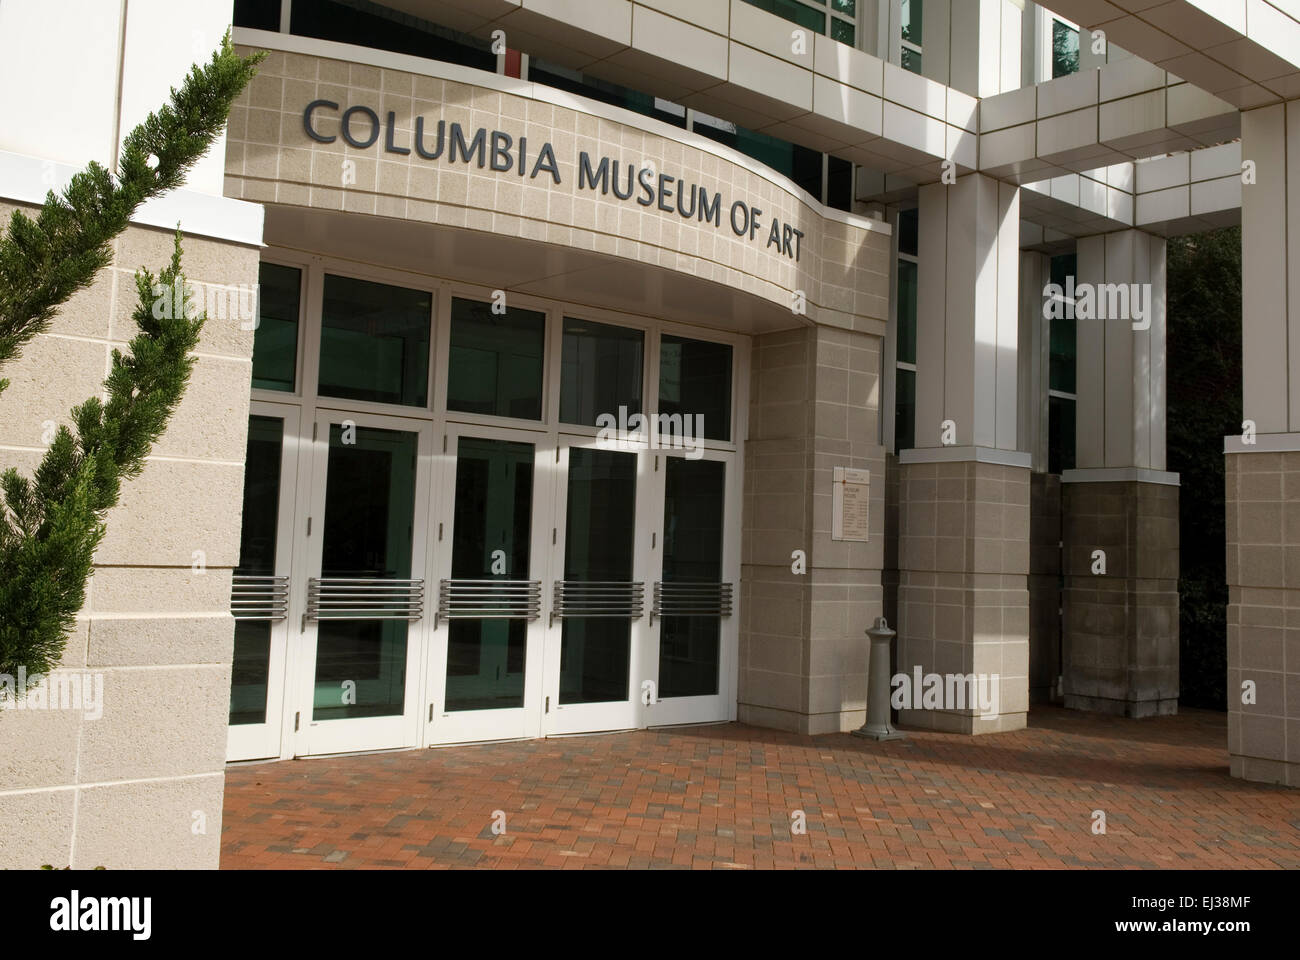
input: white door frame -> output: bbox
[227,401,302,762]
[541,435,657,735]
[424,421,557,745]
[642,444,742,728]
[290,406,433,757]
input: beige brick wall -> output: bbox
[0,203,259,868]
[1226,451,1300,787]
[226,46,891,333]
[740,324,886,735]
[896,460,1031,734]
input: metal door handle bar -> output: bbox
[436,579,542,627]
[650,581,734,626]
[550,580,645,626]
[230,574,290,621]
[306,577,424,621]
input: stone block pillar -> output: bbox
[1062,229,1179,717]
[739,323,886,735]
[896,174,1029,734]
[1224,102,1300,786]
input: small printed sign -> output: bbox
[832,467,870,542]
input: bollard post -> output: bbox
[852,616,905,741]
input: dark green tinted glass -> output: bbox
[901,47,922,74]
[897,260,918,365]
[1052,19,1080,78]
[447,297,546,420]
[252,262,300,392]
[895,368,916,451]
[446,437,535,711]
[1049,396,1077,474]
[659,335,732,442]
[693,119,824,199]
[1049,254,1077,394]
[898,207,919,257]
[901,0,922,44]
[741,0,825,33]
[832,0,855,14]
[659,458,725,699]
[560,318,644,427]
[313,425,418,721]
[831,18,855,44]
[230,415,284,726]
[560,448,637,705]
[318,274,431,407]
[530,60,687,129]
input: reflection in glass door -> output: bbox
[429,429,547,743]
[543,443,648,734]
[227,406,298,761]
[297,412,428,755]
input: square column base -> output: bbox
[895,457,1031,736]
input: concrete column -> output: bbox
[739,325,886,735]
[1223,102,1300,787]
[1062,229,1179,718]
[946,0,1024,99]
[895,175,1029,735]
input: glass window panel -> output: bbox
[901,47,922,74]
[901,0,923,44]
[447,297,546,421]
[1050,252,1077,290]
[831,18,855,44]
[560,318,644,427]
[252,262,300,392]
[1049,396,1077,475]
[314,425,418,721]
[693,117,824,199]
[1049,254,1078,394]
[658,334,733,443]
[318,274,431,407]
[898,207,918,257]
[233,0,281,32]
[832,0,856,15]
[740,0,826,33]
[529,60,687,129]
[827,155,854,212]
[229,415,284,726]
[897,260,918,365]
[659,458,726,699]
[445,437,535,711]
[1052,20,1080,78]
[291,0,495,71]
[895,367,916,451]
[1050,315,1077,394]
[560,448,637,704]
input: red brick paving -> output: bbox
[220,706,1300,869]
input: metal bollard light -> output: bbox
[852,616,906,741]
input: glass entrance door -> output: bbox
[227,404,299,761]
[294,409,431,755]
[426,425,551,744]
[643,450,737,726]
[542,440,654,735]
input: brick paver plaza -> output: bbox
[220,707,1300,869]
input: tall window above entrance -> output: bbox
[318,274,431,407]
[560,317,644,428]
[252,262,301,393]
[447,297,546,421]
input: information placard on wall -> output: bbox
[832,467,870,542]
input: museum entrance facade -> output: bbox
[226,251,745,761]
